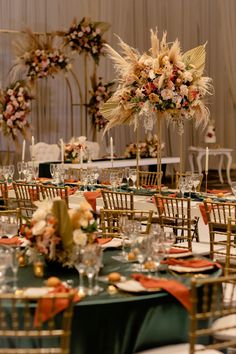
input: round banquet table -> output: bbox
[14,249,221,354]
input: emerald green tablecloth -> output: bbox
[15,249,221,354]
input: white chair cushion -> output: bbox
[211,314,236,341]
[135,343,221,354]
[30,142,60,162]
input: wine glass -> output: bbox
[178,176,187,197]
[231,181,236,197]
[82,244,101,296]
[129,169,137,188]
[2,165,10,185]
[192,173,202,193]
[162,231,176,254]
[110,172,119,191]
[119,215,129,259]
[151,240,166,275]
[132,236,149,272]
[1,214,19,238]
[21,162,29,181]
[10,247,19,292]
[72,245,86,295]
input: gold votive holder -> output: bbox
[33,261,44,278]
[18,254,27,267]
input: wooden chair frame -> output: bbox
[100,209,154,237]
[137,170,163,189]
[101,190,134,210]
[0,181,8,210]
[40,185,69,207]
[0,292,74,354]
[154,195,195,250]
[12,182,40,219]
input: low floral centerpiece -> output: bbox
[124,134,165,158]
[64,136,88,162]
[0,80,33,140]
[20,198,97,267]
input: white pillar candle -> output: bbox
[31,136,35,160]
[205,147,209,172]
[22,139,26,162]
[60,139,64,163]
[110,137,114,160]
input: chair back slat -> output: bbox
[101,190,134,210]
[40,185,69,207]
[0,292,74,354]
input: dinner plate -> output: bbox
[116,279,161,293]
[167,250,193,258]
[23,287,51,297]
[168,265,214,273]
[98,275,126,283]
[100,238,122,249]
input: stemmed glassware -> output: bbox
[119,216,131,260]
[10,247,19,292]
[192,173,202,193]
[231,181,236,197]
[2,165,10,185]
[72,245,86,295]
[129,169,137,188]
[179,176,187,197]
[162,231,176,254]
[82,244,102,296]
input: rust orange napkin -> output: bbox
[199,203,211,225]
[161,258,221,269]
[96,237,112,245]
[84,191,102,211]
[34,283,80,327]
[169,247,190,254]
[132,274,191,311]
[67,187,78,195]
[0,236,22,245]
[207,189,230,195]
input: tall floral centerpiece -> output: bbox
[100,30,213,179]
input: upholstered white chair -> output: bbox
[29,142,60,162]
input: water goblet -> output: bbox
[162,231,176,254]
[2,165,10,185]
[72,245,86,295]
[179,176,187,197]
[131,236,149,272]
[21,162,29,181]
[82,244,101,296]
[151,240,166,275]
[119,215,129,259]
[231,181,236,197]
[192,173,202,193]
[129,169,137,188]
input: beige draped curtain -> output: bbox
[0,0,235,170]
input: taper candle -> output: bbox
[22,139,26,162]
[205,147,209,172]
[110,137,114,160]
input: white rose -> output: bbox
[32,220,47,235]
[73,229,87,246]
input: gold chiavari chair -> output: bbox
[137,170,163,189]
[12,182,40,219]
[101,190,134,210]
[40,184,69,207]
[99,209,154,237]
[0,181,8,210]
[203,200,236,262]
[135,274,236,354]
[154,195,193,250]
[0,292,74,354]
[98,168,126,184]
